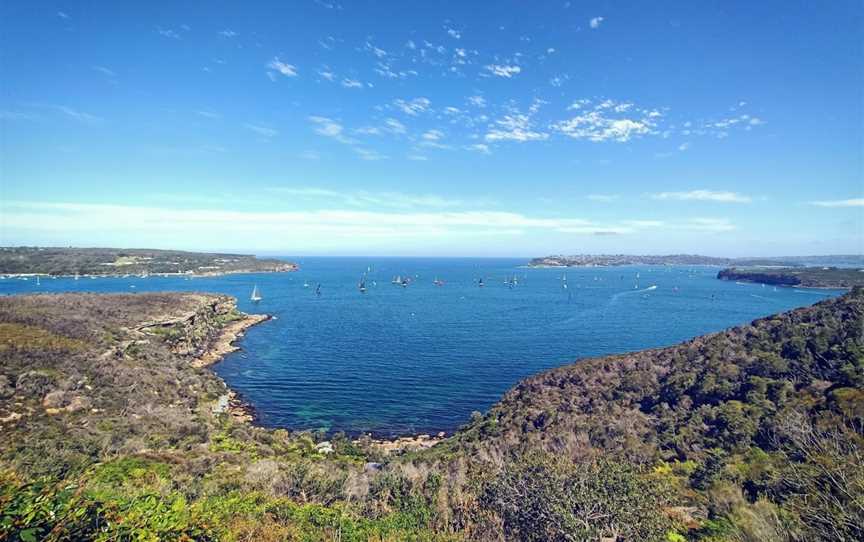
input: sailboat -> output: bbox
[478,277,484,287]
[359,276,367,293]
[562,273,568,290]
[36,276,41,286]
[250,285,262,302]
[315,283,321,296]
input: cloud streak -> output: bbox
[2,201,737,250]
[808,198,864,208]
[651,190,752,203]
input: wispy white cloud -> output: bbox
[392,97,431,116]
[196,110,221,119]
[244,123,278,137]
[156,27,181,39]
[351,148,384,160]
[486,114,548,142]
[589,16,605,29]
[485,64,521,78]
[50,105,103,124]
[422,129,444,141]
[808,198,864,208]
[267,57,298,77]
[383,118,406,134]
[219,29,237,38]
[318,67,337,81]
[308,116,353,143]
[464,143,491,155]
[341,78,364,88]
[551,99,661,142]
[92,66,115,77]
[57,11,70,19]
[314,0,343,9]
[651,190,751,203]
[467,95,486,108]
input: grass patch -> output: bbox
[0,323,86,352]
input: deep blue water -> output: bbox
[0,257,845,437]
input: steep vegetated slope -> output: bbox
[442,287,864,541]
[717,266,864,288]
[1,290,862,541]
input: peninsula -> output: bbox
[718,266,864,288]
[1,290,861,540]
[0,246,296,276]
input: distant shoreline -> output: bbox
[0,268,297,279]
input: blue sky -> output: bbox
[1,0,862,256]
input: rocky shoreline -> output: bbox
[193,313,271,368]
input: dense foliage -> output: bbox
[0,247,295,276]
[1,289,862,540]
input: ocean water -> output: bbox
[0,257,845,437]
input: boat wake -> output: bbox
[610,284,658,303]
[794,289,835,296]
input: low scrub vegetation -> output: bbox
[1,290,862,540]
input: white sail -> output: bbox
[250,285,262,302]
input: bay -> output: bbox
[0,257,844,437]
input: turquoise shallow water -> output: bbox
[0,257,844,437]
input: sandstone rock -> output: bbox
[66,395,92,412]
[42,390,68,409]
[315,441,335,454]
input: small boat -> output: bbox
[392,275,401,285]
[36,276,40,286]
[433,277,444,286]
[250,285,262,302]
[562,273,568,290]
[359,276,367,293]
[315,283,321,296]
[303,281,310,288]
[478,277,484,287]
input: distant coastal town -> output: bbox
[0,247,296,277]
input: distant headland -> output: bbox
[529,253,864,268]
[718,266,864,289]
[0,247,297,277]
